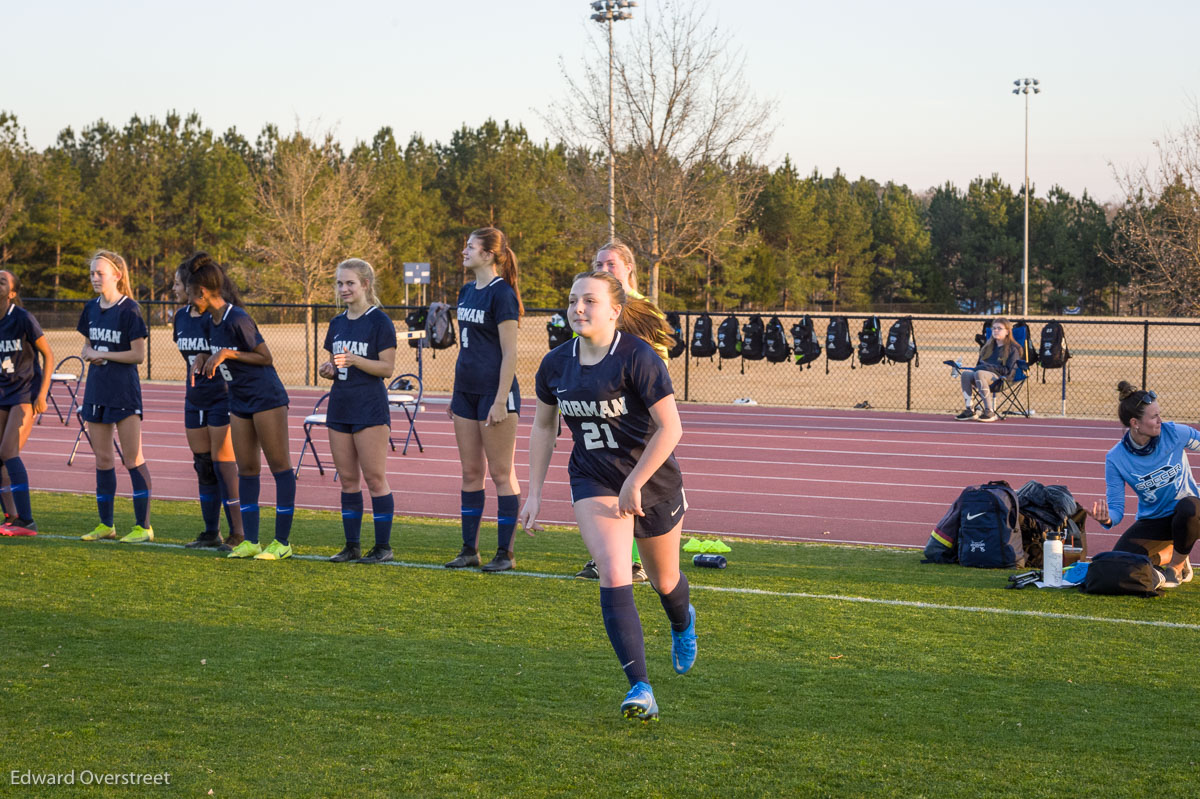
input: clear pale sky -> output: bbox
[5,0,1197,203]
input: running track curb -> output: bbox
[22,534,1200,632]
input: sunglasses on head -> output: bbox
[1136,390,1157,407]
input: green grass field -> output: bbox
[2,492,1198,798]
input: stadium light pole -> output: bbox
[1013,77,1041,317]
[590,0,637,241]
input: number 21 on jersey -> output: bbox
[581,421,618,450]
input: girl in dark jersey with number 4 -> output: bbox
[186,259,295,561]
[520,270,696,723]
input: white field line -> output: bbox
[33,535,1198,632]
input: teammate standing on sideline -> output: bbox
[172,254,243,551]
[444,227,527,573]
[520,270,697,722]
[575,241,658,583]
[185,259,295,561]
[77,251,154,544]
[0,270,54,536]
[319,259,398,564]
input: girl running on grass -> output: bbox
[1087,381,1199,588]
[185,258,295,561]
[319,258,398,565]
[443,227,526,573]
[0,270,54,537]
[77,251,154,544]
[172,253,243,551]
[519,270,696,722]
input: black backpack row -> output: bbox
[689,312,790,364]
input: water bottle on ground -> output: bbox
[693,554,727,569]
[1043,532,1064,587]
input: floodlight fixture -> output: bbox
[1011,77,1043,316]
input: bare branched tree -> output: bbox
[1108,113,1200,315]
[550,3,775,304]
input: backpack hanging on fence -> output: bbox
[741,315,765,360]
[1013,320,1038,367]
[884,316,918,365]
[923,480,1022,568]
[547,310,571,350]
[427,302,456,351]
[405,307,427,349]
[791,316,822,368]
[857,316,885,365]
[1039,321,1070,370]
[665,311,686,359]
[764,316,789,363]
[717,315,742,360]
[691,312,716,358]
[825,316,854,373]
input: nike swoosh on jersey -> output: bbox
[556,387,568,394]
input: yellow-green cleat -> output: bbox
[253,539,293,560]
[226,540,263,559]
[119,525,154,544]
[81,524,117,541]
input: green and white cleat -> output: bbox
[119,525,154,544]
[226,540,263,559]
[253,540,293,560]
[81,524,117,541]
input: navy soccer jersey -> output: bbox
[454,277,520,396]
[0,305,46,405]
[76,296,148,411]
[173,305,227,411]
[208,304,289,415]
[323,305,398,426]
[534,331,682,504]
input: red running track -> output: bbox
[21,383,1145,549]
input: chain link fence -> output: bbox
[30,299,1200,420]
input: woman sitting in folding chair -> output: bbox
[954,317,1020,423]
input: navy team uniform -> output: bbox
[534,330,695,716]
[208,304,295,547]
[174,305,238,540]
[451,277,520,420]
[451,276,522,558]
[535,331,685,537]
[75,296,152,532]
[323,306,398,552]
[0,304,48,527]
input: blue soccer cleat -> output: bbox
[621,681,659,722]
[670,604,698,674]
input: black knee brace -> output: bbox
[193,451,217,486]
[1172,496,1200,554]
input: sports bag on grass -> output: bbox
[1081,551,1164,597]
[691,312,716,357]
[957,481,1023,568]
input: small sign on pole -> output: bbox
[403,262,431,307]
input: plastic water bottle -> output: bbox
[1043,532,1064,587]
[693,554,727,569]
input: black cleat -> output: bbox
[357,546,394,564]
[444,547,481,568]
[480,549,515,572]
[632,561,649,583]
[575,560,599,579]
[185,531,224,549]
[330,544,362,563]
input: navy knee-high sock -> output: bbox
[460,489,485,551]
[239,474,261,544]
[214,460,242,536]
[198,472,220,534]
[599,585,649,687]
[5,456,33,521]
[496,494,518,554]
[341,491,363,545]
[657,572,692,631]
[96,468,117,527]
[128,464,151,528]
[372,493,394,549]
[0,467,14,520]
[272,469,296,545]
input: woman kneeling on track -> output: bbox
[173,254,243,551]
[444,226,526,573]
[1087,381,1199,588]
[77,251,154,544]
[0,270,54,536]
[186,258,295,561]
[520,270,696,722]
[319,258,398,564]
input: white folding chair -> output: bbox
[295,392,332,478]
[41,355,83,426]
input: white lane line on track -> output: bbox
[33,535,1196,632]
